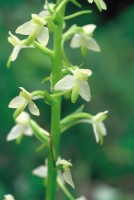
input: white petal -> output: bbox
[70,34,81,48]
[4,194,15,200]
[28,101,40,116]
[15,111,30,124]
[76,196,87,200]
[11,46,21,61]
[16,21,33,35]
[93,124,99,143]
[24,126,33,136]
[32,166,48,178]
[7,124,23,141]
[8,96,26,108]
[63,170,75,188]
[98,122,107,136]
[54,75,75,91]
[79,81,91,101]
[83,24,96,34]
[37,27,49,46]
[93,111,108,123]
[88,0,93,3]
[85,37,100,52]
[99,0,107,10]
[39,10,49,17]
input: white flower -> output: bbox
[91,111,108,144]
[16,14,49,46]
[56,159,75,189]
[88,0,107,11]
[7,112,33,141]
[8,87,40,118]
[54,68,92,102]
[76,196,88,200]
[7,32,33,66]
[32,165,48,178]
[4,194,15,200]
[70,24,100,52]
[39,3,55,17]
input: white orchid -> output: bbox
[56,158,75,188]
[88,0,107,11]
[8,87,41,118]
[32,165,48,178]
[4,194,15,200]
[91,111,108,144]
[7,112,33,141]
[54,68,92,103]
[70,24,100,52]
[7,32,33,66]
[39,3,55,17]
[76,196,88,200]
[16,13,49,46]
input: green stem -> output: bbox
[46,1,65,199]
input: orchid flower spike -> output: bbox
[16,13,49,46]
[7,112,33,141]
[54,68,92,103]
[88,0,107,11]
[91,111,108,144]
[7,32,33,67]
[70,24,100,53]
[56,158,75,188]
[4,194,15,200]
[8,87,41,118]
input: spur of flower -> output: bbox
[16,13,49,46]
[7,32,33,67]
[54,68,92,103]
[8,87,41,118]
[70,24,100,52]
[3,194,15,200]
[7,112,33,141]
[88,0,107,11]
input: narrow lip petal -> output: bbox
[98,122,107,136]
[93,124,99,143]
[54,75,75,91]
[8,96,26,108]
[7,124,23,141]
[11,46,21,61]
[37,27,49,46]
[28,101,40,116]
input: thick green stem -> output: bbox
[46,1,65,199]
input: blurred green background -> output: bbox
[0,0,134,199]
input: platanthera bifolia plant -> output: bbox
[5,0,108,199]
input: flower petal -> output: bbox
[16,21,33,35]
[28,101,40,116]
[83,24,96,34]
[54,75,75,91]
[8,96,26,108]
[98,122,107,136]
[11,46,21,61]
[4,194,15,200]
[79,81,91,101]
[93,124,99,143]
[7,124,23,141]
[32,166,48,178]
[76,196,87,200]
[70,34,81,48]
[24,126,33,136]
[85,37,100,52]
[63,170,75,188]
[15,111,30,124]
[88,0,93,3]
[37,27,49,46]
